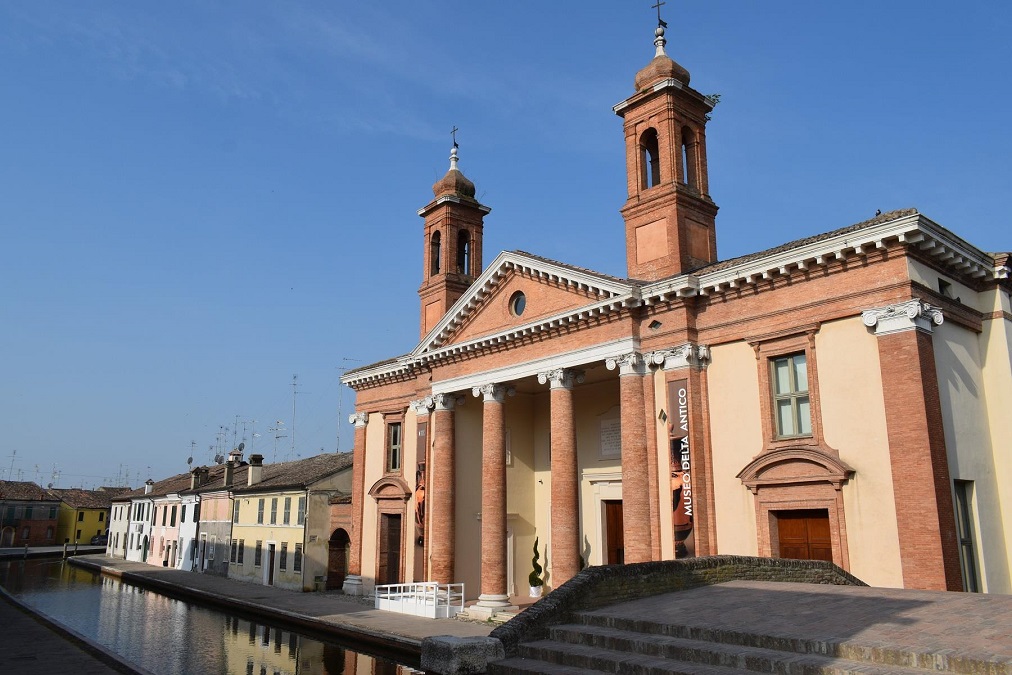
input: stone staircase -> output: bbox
[488,607,1001,674]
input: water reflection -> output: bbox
[0,559,419,675]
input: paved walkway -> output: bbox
[70,555,492,653]
[0,587,147,675]
[585,580,1012,666]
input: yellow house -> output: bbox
[228,453,353,592]
[51,487,126,545]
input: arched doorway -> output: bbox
[327,529,351,589]
[1,527,14,547]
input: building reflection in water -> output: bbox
[0,560,419,674]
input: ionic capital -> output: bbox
[472,383,515,403]
[862,299,943,336]
[410,397,434,416]
[605,352,645,376]
[536,368,586,390]
[432,392,459,412]
[349,412,369,427]
[646,343,711,370]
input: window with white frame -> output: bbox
[771,353,811,438]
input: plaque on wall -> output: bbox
[599,417,621,459]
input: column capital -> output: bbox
[432,392,459,412]
[646,343,711,370]
[606,352,646,376]
[472,383,514,403]
[348,412,369,427]
[862,299,943,336]
[537,368,586,390]
[410,397,434,416]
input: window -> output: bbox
[50,507,57,519]
[170,505,177,527]
[193,503,200,522]
[771,353,811,438]
[237,539,245,565]
[386,422,402,473]
[456,230,470,275]
[954,480,980,592]
[293,544,303,572]
[430,231,441,275]
[283,497,291,525]
[279,543,288,570]
[680,125,698,188]
[508,291,526,317]
[297,497,306,525]
[270,498,278,525]
[257,499,265,524]
[46,527,53,540]
[77,529,82,540]
[209,536,215,560]
[22,527,29,540]
[233,501,240,524]
[99,511,104,522]
[254,541,263,567]
[25,506,33,519]
[181,505,186,523]
[230,539,237,563]
[639,128,660,189]
[77,512,84,522]
[161,506,167,526]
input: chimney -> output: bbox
[223,460,234,487]
[190,469,200,490]
[248,454,264,486]
[144,479,154,495]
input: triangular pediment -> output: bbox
[412,251,636,357]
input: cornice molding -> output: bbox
[862,299,943,336]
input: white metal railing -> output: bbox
[374,581,464,619]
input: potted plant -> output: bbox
[529,536,544,598]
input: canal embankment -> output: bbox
[0,582,152,675]
[69,554,492,661]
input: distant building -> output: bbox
[339,19,1012,611]
[229,453,353,592]
[48,487,122,545]
[0,480,60,546]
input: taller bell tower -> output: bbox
[614,19,718,281]
[417,145,491,339]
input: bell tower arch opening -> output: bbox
[640,128,661,189]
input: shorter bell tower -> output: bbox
[614,18,718,281]
[417,144,491,339]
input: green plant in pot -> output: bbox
[529,536,544,597]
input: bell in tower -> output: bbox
[614,16,719,281]
[417,141,491,338]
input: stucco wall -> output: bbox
[707,340,762,556]
[935,318,1011,593]
[817,317,903,587]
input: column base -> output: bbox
[466,594,518,621]
[342,575,364,596]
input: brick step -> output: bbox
[547,623,933,674]
[574,612,969,671]
[489,643,744,675]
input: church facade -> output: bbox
[341,23,1012,608]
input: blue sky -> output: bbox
[1,2,1009,488]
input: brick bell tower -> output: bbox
[614,18,718,281]
[417,144,491,338]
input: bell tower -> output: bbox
[417,143,491,339]
[614,18,718,281]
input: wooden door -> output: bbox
[604,500,624,565]
[377,514,402,585]
[327,529,350,590]
[776,510,832,562]
[267,544,276,585]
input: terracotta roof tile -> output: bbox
[232,453,353,494]
[0,480,60,502]
[49,488,116,509]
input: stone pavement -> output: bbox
[70,555,492,655]
[0,587,149,675]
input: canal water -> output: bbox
[0,558,419,675]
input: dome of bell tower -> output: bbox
[432,146,477,200]
[634,24,690,90]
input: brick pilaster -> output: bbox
[474,383,512,609]
[343,412,368,594]
[540,368,582,586]
[864,300,962,590]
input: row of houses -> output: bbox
[104,451,354,592]
[0,480,130,547]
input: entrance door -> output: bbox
[199,535,207,571]
[327,529,350,590]
[267,544,276,586]
[776,509,832,562]
[377,514,402,585]
[604,500,624,565]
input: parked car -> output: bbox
[90,534,108,546]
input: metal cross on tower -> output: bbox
[451,125,459,149]
[652,0,668,28]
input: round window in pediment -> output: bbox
[509,291,526,317]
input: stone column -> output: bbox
[862,299,962,591]
[343,411,368,595]
[538,368,584,587]
[606,352,652,563]
[471,383,516,616]
[429,393,457,584]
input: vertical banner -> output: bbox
[667,379,695,558]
